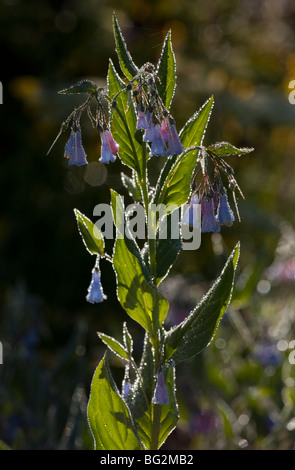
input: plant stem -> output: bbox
[140,141,157,279]
[151,403,162,450]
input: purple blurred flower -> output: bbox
[216,192,235,227]
[152,371,169,405]
[254,342,282,367]
[100,129,119,164]
[190,411,218,435]
[64,129,88,166]
[201,198,220,233]
[86,266,106,304]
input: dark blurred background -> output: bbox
[1,0,295,450]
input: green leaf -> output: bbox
[110,189,150,281]
[121,172,142,201]
[112,13,138,80]
[126,333,179,449]
[108,60,142,176]
[87,354,142,450]
[113,237,169,336]
[111,190,169,336]
[142,210,182,285]
[207,141,254,157]
[156,30,176,110]
[155,211,182,284]
[59,79,98,95]
[74,208,104,256]
[97,332,129,360]
[123,322,133,356]
[180,95,214,148]
[156,96,214,208]
[164,242,240,366]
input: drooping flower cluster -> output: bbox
[181,144,239,233]
[181,187,235,234]
[64,125,88,166]
[132,63,184,157]
[48,88,119,168]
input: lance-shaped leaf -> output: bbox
[156,30,176,110]
[74,208,104,256]
[97,332,129,361]
[207,141,254,157]
[87,354,143,450]
[142,210,182,286]
[155,211,182,285]
[164,242,240,366]
[108,60,143,177]
[59,79,98,95]
[156,96,214,208]
[111,190,169,337]
[112,13,138,80]
[126,333,179,449]
[121,171,142,201]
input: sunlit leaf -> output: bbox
[126,333,179,449]
[87,354,142,450]
[164,242,240,365]
[59,79,98,95]
[156,30,176,110]
[207,141,254,157]
[156,96,214,208]
[74,208,104,256]
[112,13,138,80]
[108,60,143,177]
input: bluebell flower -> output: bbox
[216,192,235,227]
[86,266,106,304]
[181,193,201,229]
[136,109,147,130]
[142,112,154,142]
[64,129,88,166]
[100,129,119,164]
[161,117,184,156]
[150,123,167,157]
[201,198,220,233]
[152,371,169,405]
[121,378,131,399]
[136,107,152,130]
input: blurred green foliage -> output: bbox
[1,0,295,450]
